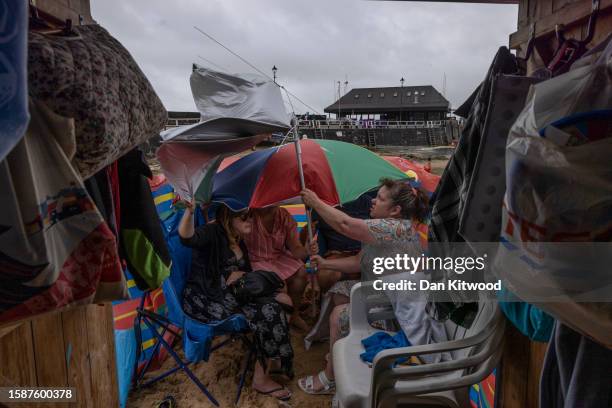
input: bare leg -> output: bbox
[299,303,349,392]
[252,361,291,399]
[317,269,342,292]
[287,266,309,331]
[331,293,349,308]
[274,291,293,311]
[325,304,348,379]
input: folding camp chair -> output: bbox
[132,209,256,407]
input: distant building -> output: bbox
[324,85,449,121]
[165,111,200,129]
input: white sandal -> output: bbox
[297,371,336,395]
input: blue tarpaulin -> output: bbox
[0,0,29,161]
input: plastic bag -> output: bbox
[494,39,612,347]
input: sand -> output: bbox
[127,329,332,408]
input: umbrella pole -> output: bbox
[292,122,319,318]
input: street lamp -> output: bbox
[337,81,341,120]
[400,77,405,122]
[272,65,277,84]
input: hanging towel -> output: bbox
[28,24,167,179]
[360,331,411,364]
[426,47,519,328]
[0,100,126,325]
[497,287,554,343]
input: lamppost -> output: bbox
[400,77,405,122]
[337,81,341,120]
[272,65,277,84]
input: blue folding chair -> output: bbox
[132,208,256,406]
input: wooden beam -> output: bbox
[85,304,119,408]
[526,341,548,408]
[31,313,70,408]
[0,323,37,387]
[510,0,612,48]
[387,1,518,3]
[62,308,94,408]
[499,324,529,407]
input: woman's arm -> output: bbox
[178,201,213,248]
[287,229,318,260]
[301,189,375,245]
[311,252,361,274]
[178,200,196,239]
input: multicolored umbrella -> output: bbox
[211,139,409,211]
[382,156,440,194]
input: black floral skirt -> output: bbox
[183,284,294,375]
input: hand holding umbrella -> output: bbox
[300,188,322,210]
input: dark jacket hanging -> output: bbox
[118,148,171,290]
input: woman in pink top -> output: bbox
[245,206,318,331]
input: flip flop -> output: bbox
[156,395,176,408]
[297,371,336,395]
[254,386,292,401]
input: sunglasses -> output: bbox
[237,211,252,221]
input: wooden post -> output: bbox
[0,304,119,408]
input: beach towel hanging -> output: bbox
[28,24,167,179]
[0,100,126,326]
[426,47,519,328]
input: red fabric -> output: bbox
[250,140,339,208]
[113,287,166,330]
[383,156,440,193]
[148,174,167,191]
[0,223,121,323]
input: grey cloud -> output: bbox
[91,0,517,113]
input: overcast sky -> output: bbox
[91,0,518,114]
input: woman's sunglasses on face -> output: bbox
[237,211,252,221]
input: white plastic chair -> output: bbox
[333,282,505,408]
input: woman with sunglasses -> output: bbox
[178,202,293,401]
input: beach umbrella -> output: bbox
[210,139,409,211]
[157,65,290,203]
[382,156,440,194]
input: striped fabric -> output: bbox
[243,208,304,280]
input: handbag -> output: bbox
[231,270,284,303]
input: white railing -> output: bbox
[298,119,446,129]
[165,118,200,128]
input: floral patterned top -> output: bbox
[364,218,416,244]
[361,218,423,281]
